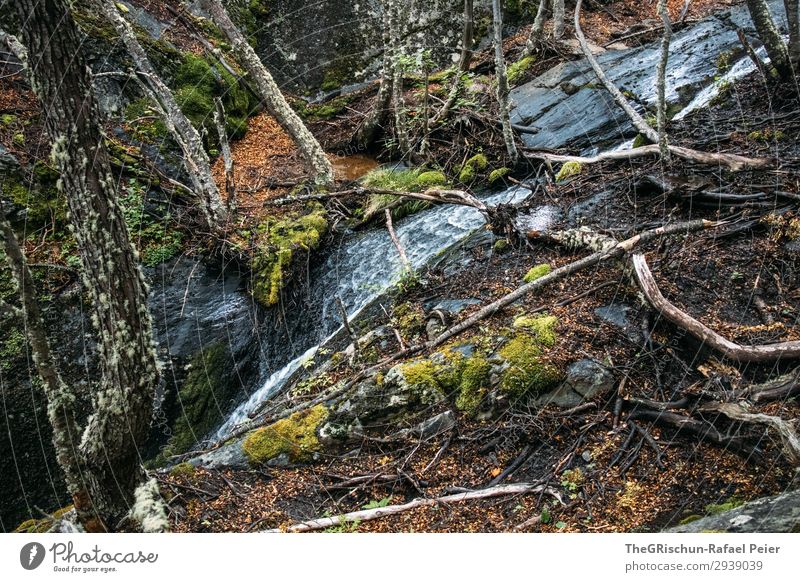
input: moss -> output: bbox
[416,170,448,188]
[391,301,427,339]
[4,161,65,225]
[242,405,329,465]
[705,498,745,515]
[632,133,647,149]
[398,349,465,404]
[493,239,510,253]
[298,94,356,121]
[251,204,329,306]
[512,314,558,347]
[14,505,74,533]
[0,113,16,126]
[458,153,489,183]
[679,514,703,525]
[555,161,582,182]
[523,263,551,283]
[498,333,562,399]
[455,356,492,416]
[168,462,197,480]
[0,328,25,371]
[12,132,24,146]
[507,56,536,86]
[489,167,511,183]
[161,343,229,459]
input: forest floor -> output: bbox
[166,64,800,531]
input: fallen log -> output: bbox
[525,145,772,172]
[632,254,800,363]
[263,482,563,533]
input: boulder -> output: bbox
[668,490,800,533]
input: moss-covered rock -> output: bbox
[507,56,536,86]
[242,405,329,465]
[168,462,197,480]
[489,167,511,184]
[498,329,562,399]
[512,314,558,346]
[455,356,492,416]
[3,161,65,225]
[458,153,489,183]
[523,263,551,283]
[159,343,229,460]
[555,161,582,182]
[251,204,328,306]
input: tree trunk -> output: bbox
[526,0,549,55]
[656,0,672,160]
[356,4,394,148]
[213,97,237,212]
[785,0,800,70]
[458,0,475,72]
[552,0,565,39]
[98,0,227,231]
[388,0,411,157]
[746,0,792,78]
[492,0,519,165]
[0,212,96,527]
[16,0,161,530]
[198,0,334,186]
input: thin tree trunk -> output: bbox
[213,97,237,212]
[16,0,162,530]
[0,211,96,528]
[785,0,800,70]
[388,0,411,157]
[492,0,519,164]
[553,0,565,39]
[199,0,334,186]
[458,0,475,72]
[385,208,411,273]
[656,0,672,160]
[526,0,550,55]
[357,5,394,148]
[98,0,227,231]
[575,0,659,143]
[746,0,791,78]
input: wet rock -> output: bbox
[667,490,800,532]
[190,440,249,471]
[509,0,788,151]
[414,411,456,440]
[567,190,614,226]
[536,359,615,408]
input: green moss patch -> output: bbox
[555,161,582,182]
[455,356,492,416]
[507,56,536,86]
[242,405,329,465]
[523,263,551,283]
[14,505,74,533]
[498,330,562,399]
[458,153,488,183]
[251,204,329,306]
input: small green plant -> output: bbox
[560,468,585,493]
[362,497,391,510]
[324,519,361,533]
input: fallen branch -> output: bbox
[632,254,800,362]
[385,209,412,272]
[263,482,563,533]
[525,145,772,172]
[426,220,719,351]
[699,401,800,465]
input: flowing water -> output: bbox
[214,186,557,438]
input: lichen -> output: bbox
[489,167,511,183]
[523,263,551,283]
[555,161,582,182]
[251,204,328,306]
[705,497,745,515]
[14,505,74,533]
[242,405,329,465]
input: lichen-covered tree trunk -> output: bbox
[746,0,792,78]
[0,212,94,526]
[552,0,565,39]
[492,0,519,165]
[785,0,800,70]
[356,5,394,148]
[199,0,334,186]
[98,0,227,231]
[656,0,672,160]
[388,0,412,157]
[16,0,161,530]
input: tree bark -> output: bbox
[458,0,475,72]
[785,0,800,70]
[526,0,550,55]
[553,0,565,39]
[16,0,161,530]
[388,0,411,157]
[357,4,394,148]
[213,97,237,212]
[746,0,792,78]
[98,0,227,231]
[198,0,334,186]
[656,0,672,160]
[492,0,519,165]
[0,212,94,527]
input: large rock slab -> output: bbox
[668,490,800,533]
[510,0,788,151]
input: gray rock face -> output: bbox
[536,359,615,408]
[509,0,788,151]
[190,440,249,470]
[668,490,800,533]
